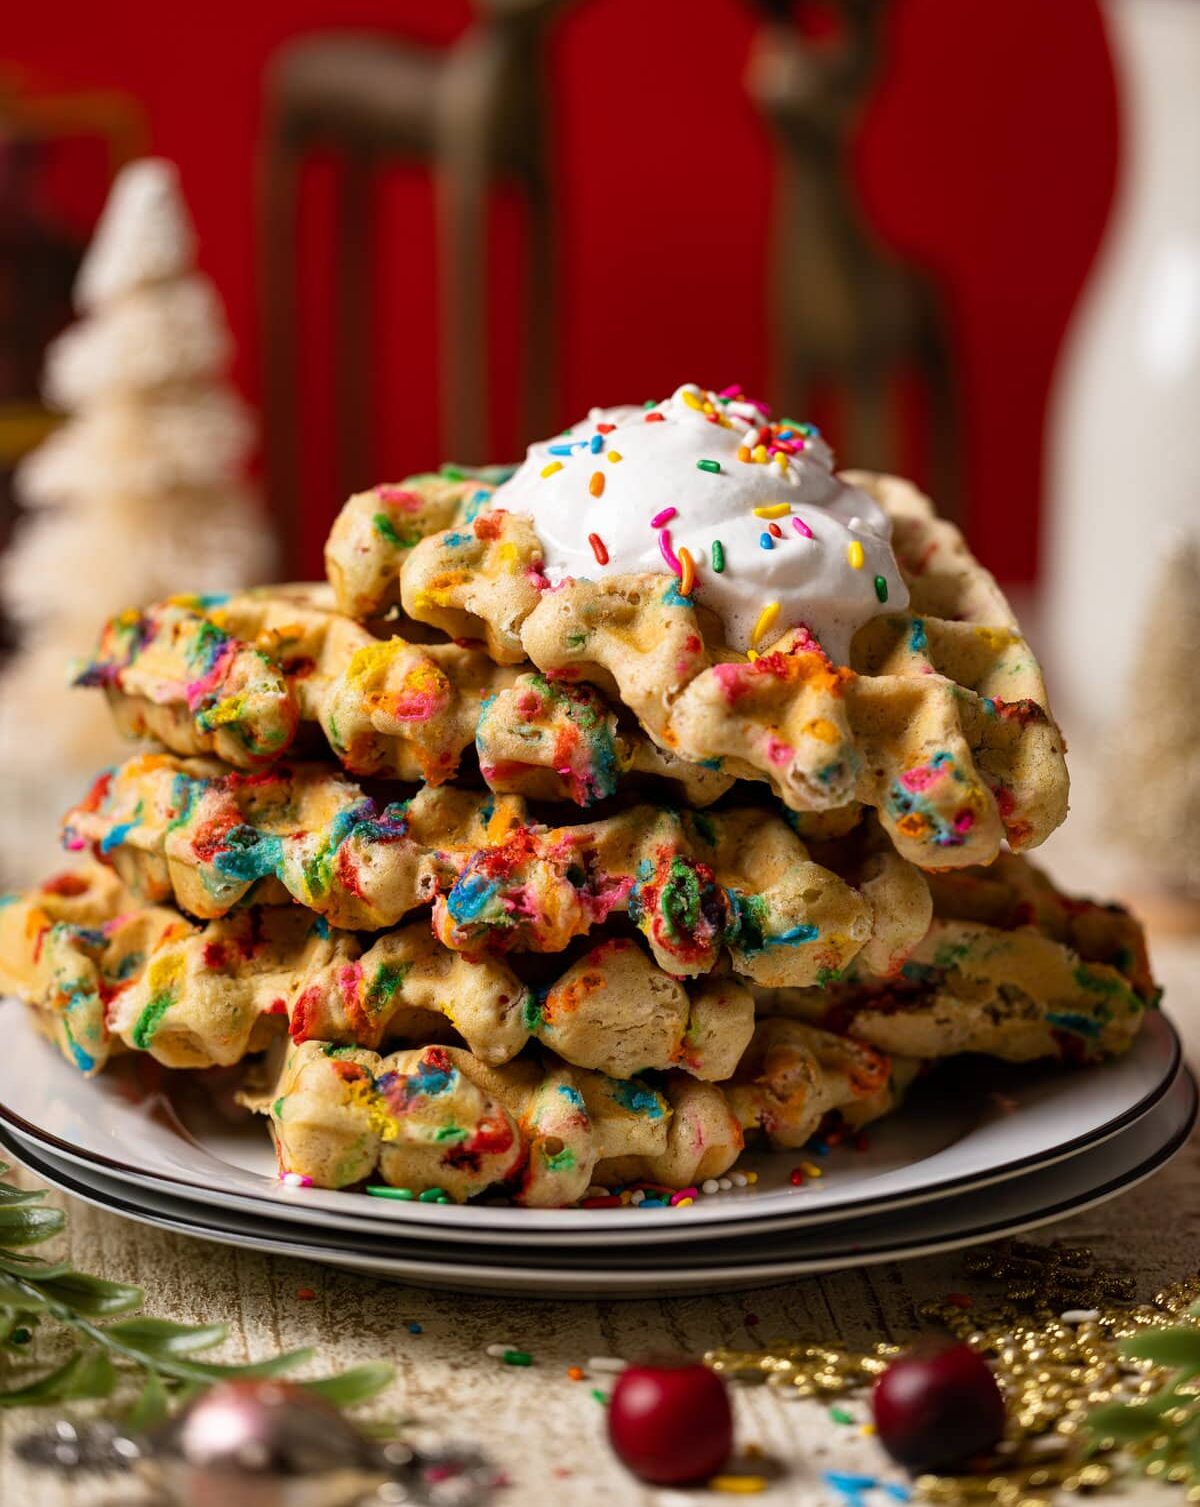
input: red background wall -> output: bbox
[4,0,1118,582]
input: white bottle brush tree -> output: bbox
[1108,535,1200,897]
[0,158,274,884]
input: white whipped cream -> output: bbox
[492,382,908,662]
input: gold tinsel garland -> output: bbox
[705,1241,1200,1506]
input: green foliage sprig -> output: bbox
[0,1162,391,1425]
[1088,1300,1200,1487]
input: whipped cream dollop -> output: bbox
[491,382,908,662]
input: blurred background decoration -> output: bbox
[5,0,1200,911]
[0,158,271,882]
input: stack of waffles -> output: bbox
[0,385,1158,1207]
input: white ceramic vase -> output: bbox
[1044,0,1200,733]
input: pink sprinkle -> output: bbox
[659,529,682,575]
[650,506,677,529]
[792,517,814,540]
[670,1187,699,1205]
[765,737,794,767]
[718,384,743,398]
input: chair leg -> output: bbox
[259,127,300,577]
[334,154,374,502]
[522,168,554,447]
[436,145,489,465]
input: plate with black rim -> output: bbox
[4,1068,1193,1296]
[0,999,1180,1246]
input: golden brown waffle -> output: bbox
[248,1019,911,1206]
[753,854,1156,1064]
[78,586,732,808]
[330,472,1067,869]
[64,753,929,985]
[0,866,757,1081]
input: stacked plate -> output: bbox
[1,1000,1190,1297]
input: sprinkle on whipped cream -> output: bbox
[491,382,909,662]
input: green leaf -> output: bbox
[0,1348,118,1406]
[1121,1329,1200,1368]
[1087,1401,1166,1442]
[303,1362,394,1408]
[0,1206,66,1246]
[105,1318,228,1357]
[36,1272,144,1318]
[164,1346,315,1383]
[0,1252,73,1280]
[126,1370,170,1432]
[0,1186,48,1207]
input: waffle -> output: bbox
[247,1020,913,1206]
[330,472,1068,869]
[0,867,757,1081]
[64,753,930,984]
[754,854,1156,1063]
[78,586,731,808]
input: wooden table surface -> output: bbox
[1,760,1196,1507]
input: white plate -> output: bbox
[1,1000,1181,1245]
[6,1071,1193,1296]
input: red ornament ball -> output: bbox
[872,1343,1006,1473]
[608,1357,734,1484]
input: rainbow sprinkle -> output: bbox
[874,575,888,603]
[677,546,696,596]
[541,461,563,479]
[753,504,790,519]
[847,540,865,569]
[759,532,773,550]
[588,532,609,566]
[589,471,605,498]
[793,516,814,540]
[752,600,781,647]
[650,506,677,528]
[659,529,682,575]
[711,540,725,573]
[697,458,721,474]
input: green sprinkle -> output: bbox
[830,1405,855,1425]
[592,1388,608,1404]
[418,1187,448,1203]
[366,1186,415,1201]
[711,539,725,573]
[503,1349,533,1366]
[440,464,466,481]
[696,458,721,474]
[642,399,656,409]
[874,575,888,603]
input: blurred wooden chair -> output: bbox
[745,0,961,519]
[260,1,566,572]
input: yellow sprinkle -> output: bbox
[607,451,622,462]
[751,601,781,648]
[746,649,759,663]
[801,1161,823,1178]
[860,1423,876,1436]
[676,1196,694,1206]
[847,540,865,569]
[737,445,751,463]
[589,471,605,498]
[710,1475,769,1494]
[775,451,788,469]
[681,388,704,411]
[752,444,768,464]
[752,504,790,519]
[541,461,563,478]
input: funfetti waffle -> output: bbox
[63,753,930,984]
[753,853,1156,1064]
[326,385,1067,869]
[247,1019,913,1207]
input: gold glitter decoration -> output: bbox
[705,1241,1200,1504]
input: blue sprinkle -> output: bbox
[99,819,137,854]
[884,1488,913,1503]
[590,433,604,453]
[909,618,927,653]
[548,442,580,456]
[759,532,773,550]
[812,1141,831,1157]
[822,1473,879,1507]
[407,1321,423,1334]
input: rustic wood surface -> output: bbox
[0,768,1195,1507]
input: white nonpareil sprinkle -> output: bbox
[485,1343,517,1358]
[588,1357,627,1374]
[1060,1309,1101,1324]
[718,1178,733,1191]
[584,1186,610,1199]
[630,1190,646,1205]
[701,1179,720,1195]
[731,1172,749,1188]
